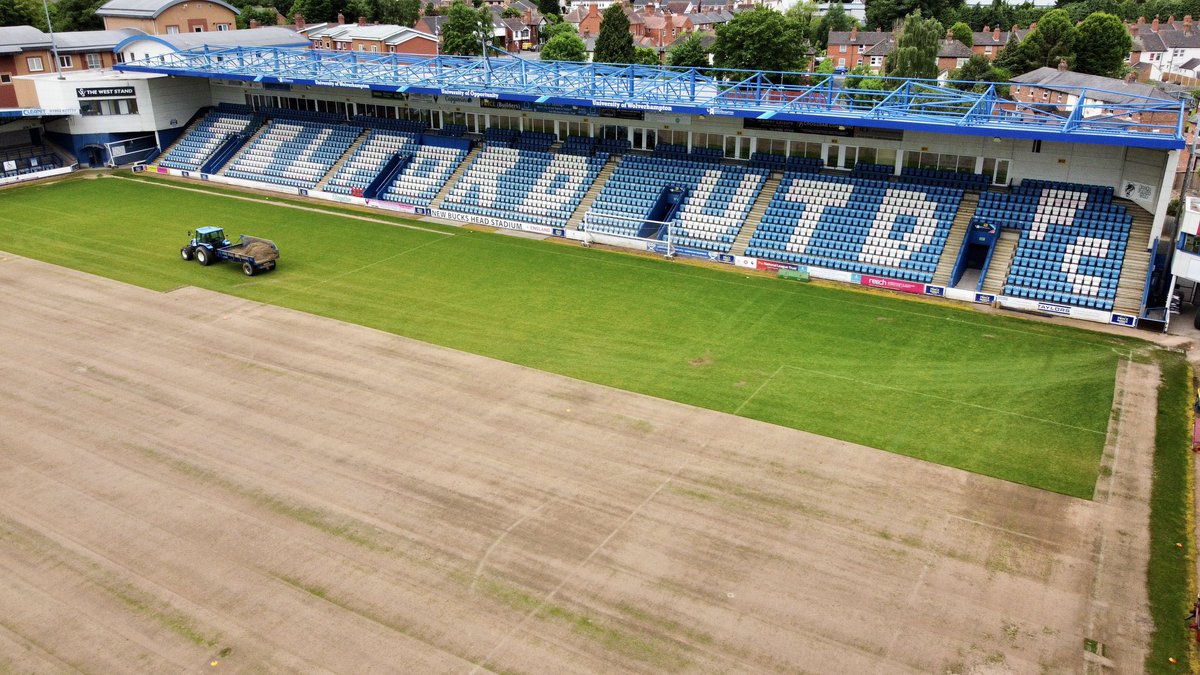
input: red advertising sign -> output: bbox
[755,258,799,272]
[351,187,364,197]
[859,274,926,295]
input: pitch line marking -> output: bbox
[111,175,453,235]
[776,364,1107,435]
[733,364,785,416]
[467,462,687,674]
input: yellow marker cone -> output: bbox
[1169,657,1177,664]
[211,661,219,667]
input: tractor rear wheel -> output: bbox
[196,247,212,266]
[242,262,255,276]
[180,246,194,261]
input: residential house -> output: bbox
[304,17,438,55]
[97,0,238,35]
[1009,63,1181,132]
[563,4,603,38]
[815,1,866,23]
[971,25,1010,61]
[825,27,890,71]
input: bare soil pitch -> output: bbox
[0,253,1155,673]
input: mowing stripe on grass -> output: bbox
[111,175,452,235]
[778,363,1108,435]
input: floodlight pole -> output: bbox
[41,0,64,80]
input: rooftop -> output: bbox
[96,0,239,18]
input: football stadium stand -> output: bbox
[978,181,1132,311]
[441,146,608,227]
[582,155,768,252]
[224,119,361,189]
[158,108,255,171]
[378,143,469,206]
[323,129,418,196]
[0,144,63,179]
[744,174,963,283]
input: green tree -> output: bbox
[289,0,335,23]
[49,0,106,30]
[713,7,807,74]
[0,0,42,28]
[812,1,852,49]
[442,0,492,55]
[634,46,659,65]
[950,21,972,48]
[594,3,635,64]
[1005,8,1076,74]
[537,0,559,19]
[865,0,965,30]
[815,56,836,73]
[884,10,942,80]
[542,16,576,40]
[667,32,709,68]
[541,30,586,60]
[844,64,888,102]
[237,5,281,28]
[949,52,1010,93]
[379,0,421,26]
[1074,12,1131,78]
[343,0,373,22]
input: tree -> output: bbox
[950,21,972,48]
[536,0,559,19]
[49,0,107,30]
[594,3,635,64]
[865,0,965,31]
[343,0,373,22]
[844,64,888,103]
[634,46,659,65]
[442,0,492,55]
[812,1,852,49]
[712,7,807,75]
[542,31,586,60]
[667,33,709,69]
[1004,8,1076,74]
[542,16,576,41]
[237,5,282,28]
[0,0,41,28]
[949,53,1010,93]
[884,10,942,80]
[379,0,421,26]
[288,0,335,23]
[1074,12,1131,78]
[815,57,836,74]
[502,5,522,18]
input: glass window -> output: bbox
[1182,233,1200,254]
[193,26,204,32]
[166,25,179,34]
[26,56,43,72]
[217,23,230,31]
[58,55,72,69]
[876,147,896,167]
[86,53,102,69]
[0,74,10,84]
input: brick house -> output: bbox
[96,0,238,35]
[0,26,141,108]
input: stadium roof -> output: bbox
[113,46,1187,150]
[96,0,239,18]
[114,27,309,53]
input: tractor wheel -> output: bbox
[1193,311,1200,331]
[195,247,212,266]
[180,246,194,261]
[242,262,255,277]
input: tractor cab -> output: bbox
[193,226,229,248]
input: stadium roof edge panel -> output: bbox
[113,46,1186,150]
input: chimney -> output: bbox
[1169,15,1176,27]
[1152,17,1159,32]
[850,25,857,41]
[993,26,1000,40]
[358,15,367,26]
[276,12,286,25]
[1057,59,1068,71]
[1186,15,1193,35]
[1029,21,1036,30]
[1130,22,1138,36]
[1125,71,1138,83]
[983,24,989,33]
[1137,16,1145,24]
[294,12,305,29]
[945,28,953,40]
[249,18,260,28]
[337,12,345,24]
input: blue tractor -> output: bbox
[181,226,279,276]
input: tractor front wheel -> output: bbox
[196,247,212,266]
[242,262,255,277]
[180,246,194,261]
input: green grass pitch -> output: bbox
[0,175,1145,498]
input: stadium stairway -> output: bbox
[431,146,479,208]
[979,229,1019,296]
[567,155,618,228]
[315,130,370,191]
[1113,205,1156,315]
[931,192,978,286]
[158,112,210,161]
[732,174,781,256]
[217,123,272,176]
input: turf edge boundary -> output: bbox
[1145,351,1198,673]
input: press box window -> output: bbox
[80,98,139,116]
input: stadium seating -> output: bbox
[159,109,255,171]
[324,130,418,195]
[483,128,518,147]
[350,115,426,135]
[901,167,990,192]
[597,137,631,154]
[515,131,555,152]
[561,136,597,156]
[441,146,608,226]
[439,123,468,137]
[224,120,361,189]
[744,173,963,283]
[583,155,768,253]
[983,181,1130,311]
[850,163,894,180]
[0,143,62,178]
[749,153,824,173]
[378,143,469,205]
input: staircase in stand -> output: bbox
[1112,203,1156,315]
[217,122,271,176]
[430,145,480,208]
[931,191,979,286]
[732,173,781,256]
[567,155,618,228]
[315,129,369,191]
[979,229,1019,296]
